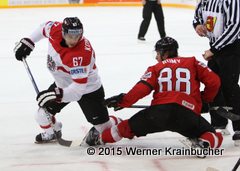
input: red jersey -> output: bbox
[120,57,220,115]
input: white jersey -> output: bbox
[28,21,102,103]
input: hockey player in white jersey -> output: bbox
[14,17,121,143]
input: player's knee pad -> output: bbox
[34,108,55,126]
[117,119,135,138]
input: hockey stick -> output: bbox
[128,105,232,110]
[22,58,82,147]
[127,105,149,108]
[128,105,239,121]
[232,158,240,171]
[216,107,240,121]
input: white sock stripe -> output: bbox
[212,133,218,149]
[109,116,118,125]
[110,125,122,142]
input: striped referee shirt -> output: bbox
[193,0,240,54]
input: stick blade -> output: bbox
[57,138,82,147]
[216,107,240,121]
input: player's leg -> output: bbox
[88,104,175,146]
[79,86,122,145]
[208,58,229,134]
[216,42,240,145]
[34,83,68,143]
[153,2,166,38]
[138,2,153,40]
[176,105,223,150]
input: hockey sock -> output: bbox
[109,115,122,125]
[117,119,136,138]
[102,125,122,143]
[200,132,223,149]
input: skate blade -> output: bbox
[179,139,206,159]
[35,139,57,144]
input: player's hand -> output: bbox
[36,88,63,108]
[201,100,210,113]
[103,93,125,111]
[14,38,35,61]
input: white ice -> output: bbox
[0,6,239,171]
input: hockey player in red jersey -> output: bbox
[83,37,223,157]
[14,17,121,143]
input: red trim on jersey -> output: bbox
[73,77,88,84]
[40,116,56,129]
[57,66,70,74]
[43,21,53,38]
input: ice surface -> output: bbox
[0,6,239,171]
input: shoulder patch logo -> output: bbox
[141,71,152,81]
[47,55,56,72]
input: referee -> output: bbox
[137,0,166,41]
[193,0,240,146]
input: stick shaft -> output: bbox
[232,158,240,171]
[22,58,59,137]
[22,58,39,94]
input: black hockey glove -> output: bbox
[200,91,210,113]
[201,100,210,113]
[14,38,35,61]
[36,88,63,108]
[103,93,125,111]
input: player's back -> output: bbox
[151,56,202,114]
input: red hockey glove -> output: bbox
[36,88,63,108]
[103,93,125,111]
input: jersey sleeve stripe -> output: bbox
[137,80,153,90]
[57,66,71,74]
[73,77,88,84]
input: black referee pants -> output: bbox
[138,1,166,38]
[208,39,240,131]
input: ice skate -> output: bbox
[138,37,146,41]
[81,127,105,146]
[35,122,62,144]
[233,131,240,146]
[180,138,209,158]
